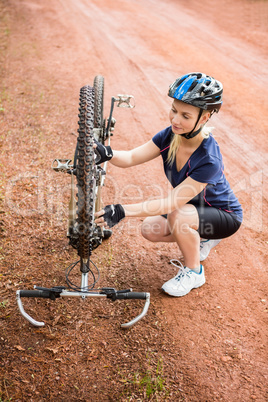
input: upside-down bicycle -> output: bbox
[16,75,150,328]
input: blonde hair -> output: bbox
[167,124,213,165]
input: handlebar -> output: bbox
[16,287,150,329]
[120,292,150,329]
[114,292,147,300]
[100,288,150,328]
[16,290,45,327]
[19,290,54,298]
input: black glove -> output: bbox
[103,204,125,228]
[94,139,113,165]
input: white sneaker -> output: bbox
[200,239,221,261]
[162,260,205,297]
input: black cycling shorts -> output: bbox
[162,206,242,239]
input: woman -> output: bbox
[94,72,243,297]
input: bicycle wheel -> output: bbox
[75,85,96,259]
[93,75,105,143]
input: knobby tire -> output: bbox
[76,85,96,259]
[93,75,104,140]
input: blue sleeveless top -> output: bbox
[152,126,243,222]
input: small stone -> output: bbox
[221,355,232,362]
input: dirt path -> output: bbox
[0,0,267,400]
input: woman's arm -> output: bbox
[110,140,160,168]
[122,177,207,217]
[95,177,207,226]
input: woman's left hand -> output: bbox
[95,204,125,228]
[93,140,113,165]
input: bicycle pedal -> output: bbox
[114,94,135,108]
[52,159,73,172]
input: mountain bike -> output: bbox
[16,76,150,329]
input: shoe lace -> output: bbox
[170,260,188,281]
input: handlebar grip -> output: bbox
[115,292,147,300]
[19,290,52,298]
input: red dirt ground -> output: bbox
[0,0,267,400]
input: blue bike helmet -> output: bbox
[168,72,223,139]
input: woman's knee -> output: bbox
[167,205,199,233]
[141,216,168,242]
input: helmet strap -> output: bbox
[182,109,203,139]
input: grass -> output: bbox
[139,358,166,398]
[0,300,9,308]
[120,356,168,400]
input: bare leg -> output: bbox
[141,215,176,243]
[141,206,200,269]
[167,204,200,269]
[142,206,206,297]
